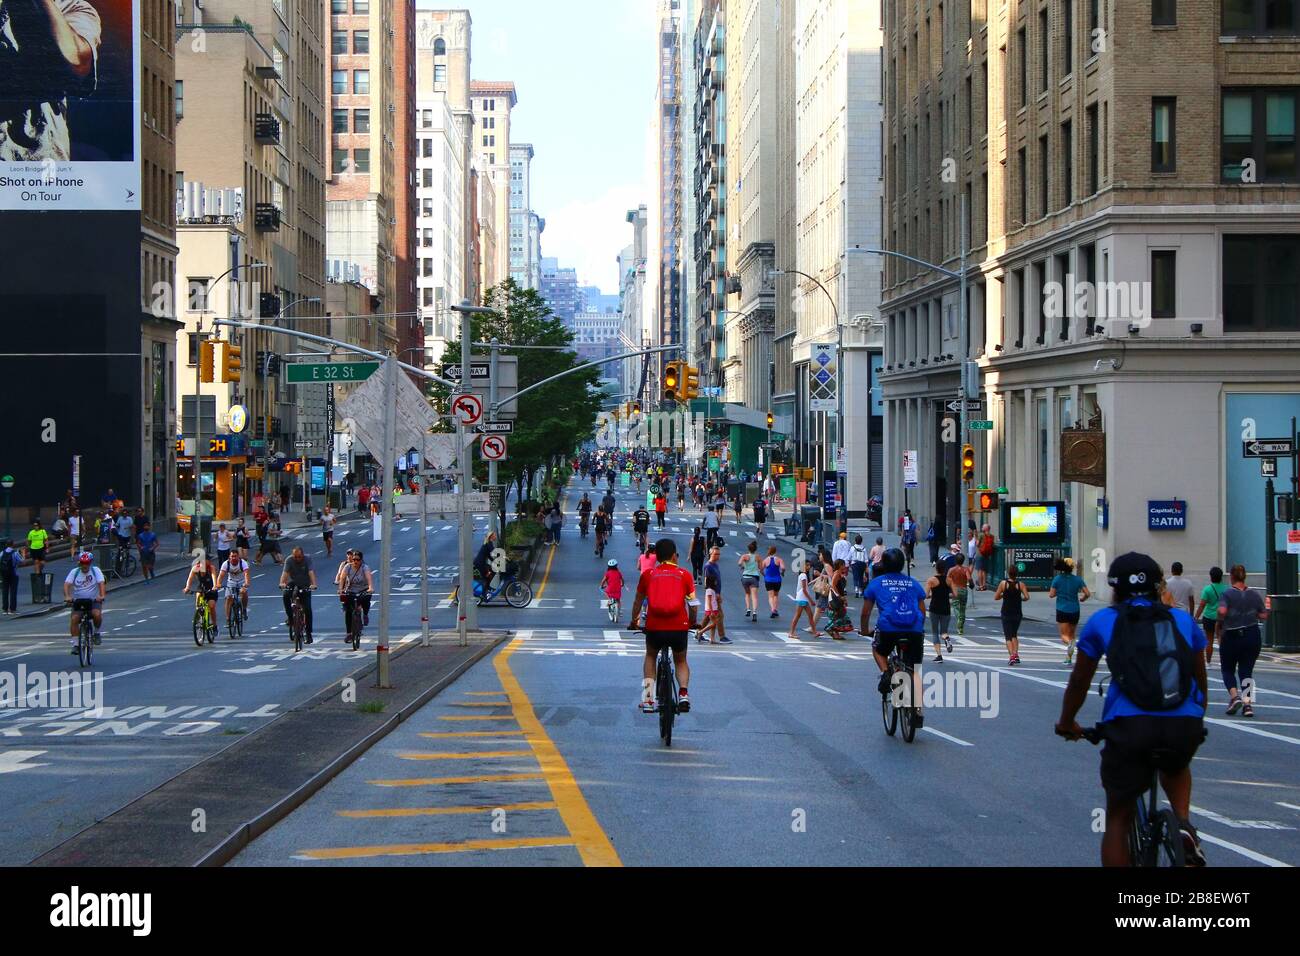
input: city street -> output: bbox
[224,480,1300,868]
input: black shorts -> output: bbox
[1099,716,1205,804]
[765,580,782,592]
[644,630,689,655]
[30,548,45,562]
[1056,610,1080,625]
[873,630,924,665]
[1001,615,1022,639]
[323,530,334,540]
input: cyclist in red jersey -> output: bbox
[629,538,700,714]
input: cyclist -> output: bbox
[1055,552,1209,867]
[216,548,251,625]
[338,549,375,634]
[278,546,318,644]
[64,551,105,652]
[578,493,593,538]
[599,558,624,615]
[593,507,610,558]
[183,552,220,632]
[321,505,337,557]
[474,531,498,590]
[860,548,927,723]
[601,490,617,526]
[632,504,651,551]
[676,477,686,509]
[629,538,700,714]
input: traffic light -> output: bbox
[631,400,641,416]
[682,365,701,402]
[977,490,1000,512]
[663,361,681,402]
[766,412,774,430]
[961,443,976,483]
[775,463,786,475]
[222,342,242,383]
[199,340,216,383]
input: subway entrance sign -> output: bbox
[286,362,380,384]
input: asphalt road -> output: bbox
[232,478,1300,867]
[0,508,492,866]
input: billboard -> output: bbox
[1001,500,1067,546]
[0,0,141,210]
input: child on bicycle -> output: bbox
[600,559,625,615]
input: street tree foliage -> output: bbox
[429,280,601,506]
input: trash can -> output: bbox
[95,543,115,576]
[783,516,800,536]
[1266,594,1300,652]
[799,505,822,544]
[30,571,53,604]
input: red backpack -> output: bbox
[979,534,995,558]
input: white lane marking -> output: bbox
[772,631,800,644]
[0,750,50,774]
[807,682,840,695]
[921,727,974,747]
[20,651,208,706]
[1204,716,1300,748]
[514,630,533,640]
[1190,804,1295,831]
[556,630,574,641]
[1277,802,1300,813]
[945,657,1067,690]
[949,635,979,646]
[730,651,755,661]
[602,629,624,642]
[1025,637,1060,647]
[1195,831,1292,867]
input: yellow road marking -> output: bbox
[419,730,526,739]
[296,836,576,860]
[337,801,557,819]
[533,543,558,599]
[465,691,508,696]
[449,701,513,708]
[493,638,622,867]
[398,750,533,761]
[436,715,517,722]
[368,772,544,787]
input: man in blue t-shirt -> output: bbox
[860,548,927,707]
[1056,552,1209,867]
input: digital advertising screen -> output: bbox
[1001,501,1067,545]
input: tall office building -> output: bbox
[414,95,465,368]
[509,143,538,289]
[691,0,728,397]
[392,1,421,375]
[880,1,1300,576]
[657,0,686,391]
[621,206,651,402]
[539,257,581,327]
[471,81,517,293]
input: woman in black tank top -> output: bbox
[994,567,1030,665]
[925,563,953,661]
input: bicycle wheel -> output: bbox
[1154,809,1186,867]
[123,552,137,578]
[881,673,899,737]
[78,620,93,667]
[900,702,917,743]
[292,608,305,652]
[504,580,533,608]
[349,606,362,651]
[193,610,206,647]
[657,658,675,747]
[206,610,217,644]
[234,604,244,638]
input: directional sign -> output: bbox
[443,363,492,382]
[1262,458,1278,478]
[1243,438,1294,458]
[475,420,514,435]
[287,361,379,384]
[939,399,985,413]
[451,392,484,426]
[969,419,994,430]
[480,436,508,462]
[295,440,313,448]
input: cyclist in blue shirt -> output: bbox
[860,548,927,719]
[1056,552,1209,867]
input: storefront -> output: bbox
[176,434,250,525]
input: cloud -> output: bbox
[542,184,646,294]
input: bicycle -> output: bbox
[470,568,533,608]
[191,590,217,647]
[341,591,368,651]
[284,586,311,652]
[113,542,137,579]
[880,632,919,743]
[654,642,679,747]
[71,600,94,668]
[225,589,246,639]
[605,596,621,624]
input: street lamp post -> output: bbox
[849,193,969,548]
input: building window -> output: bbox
[332,148,348,173]
[1153,0,1176,25]
[1062,0,1073,76]
[1035,261,1048,344]
[331,31,347,55]
[434,38,446,55]
[332,107,348,134]
[353,0,369,12]
[332,70,347,94]
[423,288,433,307]
[175,80,183,120]
[434,64,447,84]
[1039,134,1049,218]
[1086,103,1099,194]
[1017,146,1027,224]
[353,70,369,95]
[1222,89,1298,182]
[353,30,369,54]
[1061,119,1073,204]
[1079,243,1096,334]
[1038,8,1049,92]
[354,108,370,134]
[1017,27,1027,107]
[186,278,210,313]
[1152,98,1176,172]
[353,148,370,173]
[422,198,433,216]
[421,138,432,158]
[422,227,432,246]
[1224,235,1300,330]
[331,0,347,13]
[421,109,432,128]
[422,168,433,187]
[1223,0,1297,34]
[1151,251,1176,318]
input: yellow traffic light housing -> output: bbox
[766,412,774,430]
[632,400,641,416]
[663,361,681,403]
[682,365,701,402]
[199,339,216,383]
[961,443,976,483]
[222,342,243,383]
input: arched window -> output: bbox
[433,38,446,55]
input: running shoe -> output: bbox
[718,636,733,644]
[640,697,657,714]
[1226,697,1243,715]
[933,654,944,663]
[677,690,691,713]
[944,637,953,653]
[1243,702,1255,718]
[1180,822,1208,866]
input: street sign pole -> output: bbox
[958,192,969,546]
[489,338,500,537]
[419,430,430,648]
[376,353,397,688]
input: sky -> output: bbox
[418,0,659,294]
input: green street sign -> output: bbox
[708,457,721,473]
[620,472,630,486]
[779,475,796,499]
[969,420,994,430]
[286,362,379,384]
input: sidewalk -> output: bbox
[0,509,351,623]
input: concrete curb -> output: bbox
[197,631,509,867]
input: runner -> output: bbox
[789,559,819,639]
[695,546,730,644]
[320,506,337,558]
[994,564,1029,665]
[1216,564,1268,717]
[752,493,767,537]
[1194,566,1228,661]
[738,540,761,621]
[925,562,954,661]
[946,552,972,636]
[1049,557,1091,664]
[762,545,785,619]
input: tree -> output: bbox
[429,280,601,518]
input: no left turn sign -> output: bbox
[451,392,484,426]
[481,436,508,461]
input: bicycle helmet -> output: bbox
[607,559,619,568]
[878,548,907,574]
[77,551,94,564]
[1106,552,1163,598]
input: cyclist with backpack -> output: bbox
[860,548,927,717]
[629,538,701,714]
[1055,552,1209,867]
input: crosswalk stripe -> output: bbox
[556,630,574,641]
[950,635,978,646]
[603,630,624,642]
[772,631,800,644]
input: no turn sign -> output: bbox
[480,435,508,462]
[451,392,484,426]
